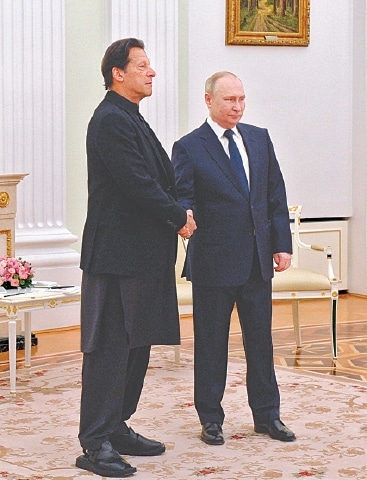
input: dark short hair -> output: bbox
[101,38,145,90]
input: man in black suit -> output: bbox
[76,38,196,478]
[172,72,295,446]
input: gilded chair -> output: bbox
[272,205,339,358]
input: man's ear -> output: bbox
[112,67,124,82]
[204,93,211,108]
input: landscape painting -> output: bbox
[226,0,310,46]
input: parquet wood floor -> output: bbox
[0,293,366,382]
[180,293,367,382]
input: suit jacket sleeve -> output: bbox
[263,130,292,254]
[171,140,196,212]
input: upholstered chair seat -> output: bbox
[273,267,332,293]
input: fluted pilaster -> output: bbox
[0,0,80,330]
[108,0,179,153]
[0,0,78,259]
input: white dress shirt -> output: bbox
[207,117,250,189]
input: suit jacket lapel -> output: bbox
[130,113,174,186]
[200,122,250,200]
[237,124,259,200]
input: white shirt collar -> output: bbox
[207,116,241,140]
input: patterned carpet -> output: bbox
[0,346,366,479]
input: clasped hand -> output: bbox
[178,209,197,239]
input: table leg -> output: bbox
[331,298,338,359]
[8,320,17,394]
[24,312,32,367]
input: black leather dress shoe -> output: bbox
[254,419,296,442]
[200,423,224,445]
[111,427,165,456]
[76,440,136,477]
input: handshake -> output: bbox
[177,209,197,240]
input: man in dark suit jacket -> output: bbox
[76,38,196,478]
[172,71,295,446]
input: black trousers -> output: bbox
[78,280,151,450]
[193,253,280,426]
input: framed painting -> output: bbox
[226,0,310,46]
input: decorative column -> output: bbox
[108,0,179,153]
[0,1,80,329]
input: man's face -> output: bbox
[205,76,245,129]
[116,47,156,103]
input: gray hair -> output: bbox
[205,72,239,95]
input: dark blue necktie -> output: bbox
[223,129,249,193]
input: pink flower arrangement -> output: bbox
[0,256,35,289]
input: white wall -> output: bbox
[349,2,367,295]
[183,0,353,220]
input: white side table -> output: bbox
[0,287,80,393]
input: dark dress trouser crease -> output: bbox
[193,249,280,426]
[78,275,151,451]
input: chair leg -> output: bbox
[331,297,338,359]
[292,300,302,348]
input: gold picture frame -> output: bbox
[226,0,310,46]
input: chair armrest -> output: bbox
[288,205,339,288]
[325,245,338,285]
[310,244,325,252]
